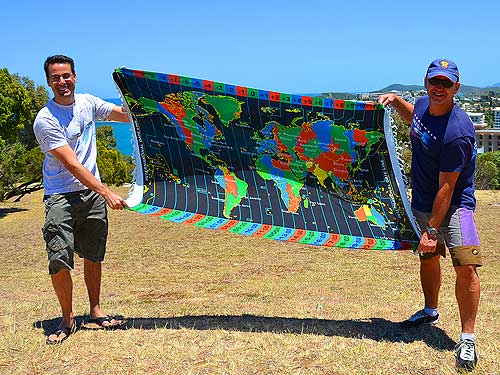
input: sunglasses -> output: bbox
[428,77,455,88]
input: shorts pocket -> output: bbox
[43,223,71,274]
[46,233,64,254]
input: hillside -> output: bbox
[318,92,357,100]
[375,84,423,93]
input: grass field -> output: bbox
[0,188,499,374]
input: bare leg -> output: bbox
[83,258,104,318]
[420,255,441,309]
[84,259,124,327]
[47,269,74,343]
[455,265,480,333]
[50,269,74,326]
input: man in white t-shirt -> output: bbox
[33,55,129,344]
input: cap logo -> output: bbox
[440,60,449,69]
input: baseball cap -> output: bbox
[426,59,459,83]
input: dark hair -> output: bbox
[44,55,75,79]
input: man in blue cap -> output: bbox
[378,59,481,371]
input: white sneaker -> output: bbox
[454,339,478,371]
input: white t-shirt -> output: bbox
[33,94,115,195]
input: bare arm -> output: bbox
[418,171,460,253]
[106,105,129,123]
[378,94,414,124]
[49,145,128,210]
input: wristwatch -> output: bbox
[426,226,439,239]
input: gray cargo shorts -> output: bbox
[42,189,108,274]
[412,206,482,267]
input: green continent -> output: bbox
[203,96,242,126]
[138,97,160,113]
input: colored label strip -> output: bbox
[128,203,415,250]
[116,68,380,112]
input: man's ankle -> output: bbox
[423,307,438,317]
[460,332,475,342]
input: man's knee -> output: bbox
[454,264,478,280]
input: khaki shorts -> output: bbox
[412,207,482,267]
[42,189,108,274]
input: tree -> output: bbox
[475,151,500,190]
[0,136,45,200]
[0,68,48,145]
[484,111,493,127]
[96,126,134,186]
[0,68,48,201]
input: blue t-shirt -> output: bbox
[410,96,476,212]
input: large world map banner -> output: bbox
[113,68,419,250]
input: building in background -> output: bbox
[466,112,487,130]
[476,128,500,152]
[493,107,500,129]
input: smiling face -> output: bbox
[47,63,77,105]
[424,75,460,114]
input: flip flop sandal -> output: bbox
[46,322,76,345]
[89,316,126,329]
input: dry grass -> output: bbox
[0,188,499,374]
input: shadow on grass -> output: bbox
[35,314,455,351]
[0,207,28,218]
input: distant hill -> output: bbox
[375,84,500,96]
[318,92,357,100]
[375,84,423,93]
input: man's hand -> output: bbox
[418,230,438,254]
[377,93,414,123]
[102,190,128,210]
[378,93,399,107]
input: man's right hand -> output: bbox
[102,189,128,210]
[417,230,438,254]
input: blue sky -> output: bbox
[2,0,499,98]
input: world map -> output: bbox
[113,69,418,249]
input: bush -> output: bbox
[475,151,500,190]
[96,126,134,186]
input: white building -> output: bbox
[493,107,500,129]
[466,112,487,129]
